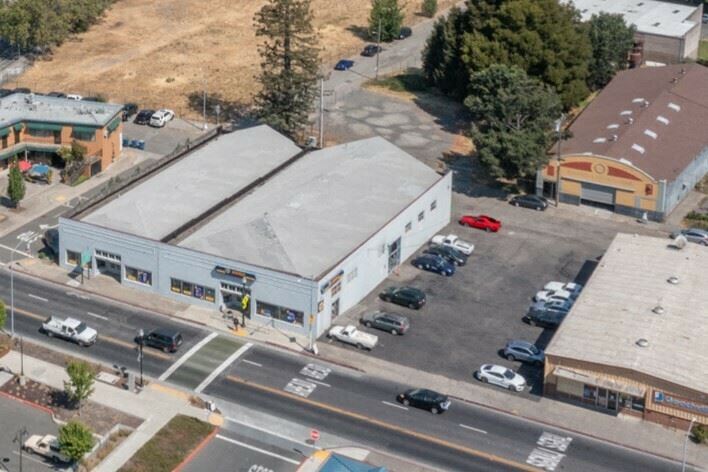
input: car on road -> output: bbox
[361,44,382,56]
[430,233,474,255]
[533,288,574,303]
[66,94,82,101]
[0,88,13,97]
[134,109,155,125]
[334,59,354,71]
[543,281,583,298]
[42,316,97,346]
[328,325,378,350]
[47,91,66,98]
[122,103,139,121]
[379,286,426,309]
[411,254,455,276]
[150,109,175,127]
[475,364,526,392]
[510,194,548,211]
[670,228,708,246]
[523,307,567,328]
[13,87,31,94]
[397,27,412,40]
[140,328,183,353]
[23,434,69,463]
[397,388,450,414]
[360,311,409,335]
[423,244,467,266]
[503,340,545,365]
[459,214,501,232]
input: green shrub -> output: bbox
[422,0,437,18]
[692,423,708,444]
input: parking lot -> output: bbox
[323,193,667,397]
[0,390,63,472]
[121,117,207,156]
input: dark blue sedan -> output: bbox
[411,254,455,276]
[334,59,354,71]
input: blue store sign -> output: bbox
[653,391,708,415]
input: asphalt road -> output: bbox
[0,394,58,472]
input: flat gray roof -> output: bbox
[0,93,123,128]
[82,125,301,240]
[179,137,443,277]
[565,0,698,37]
[547,233,708,394]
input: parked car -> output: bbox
[510,194,548,211]
[0,88,13,97]
[412,254,455,276]
[140,328,183,353]
[397,27,412,40]
[122,103,139,121]
[42,229,59,257]
[503,340,545,365]
[475,364,526,392]
[328,325,378,350]
[424,244,467,266]
[334,59,355,71]
[379,286,426,309]
[23,434,69,463]
[361,44,382,56]
[47,91,66,98]
[397,388,450,414]
[533,288,574,303]
[703,13,708,23]
[150,109,175,127]
[66,94,82,101]
[134,109,155,125]
[82,96,103,102]
[523,307,567,328]
[430,234,474,255]
[360,311,409,335]
[543,281,583,298]
[459,214,501,232]
[41,316,97,346]
[670,228,708,246]
[13,87,31,94]
[530,299,572,313]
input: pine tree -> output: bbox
[369,0,404,42]
[254,0,320,138]
[7,159,25,208]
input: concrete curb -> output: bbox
[0,387,58,420]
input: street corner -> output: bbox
[207,412,224,426]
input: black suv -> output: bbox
[361,44,382,57]
[398,27,412,40]
[141,329,183,353]
[424,244,467,266]
[134,109,155,125]
[122,103,138,121]
[523,309,566,328]
[397,388,450,414]
[379,286,426,309]
[510,194,548,211]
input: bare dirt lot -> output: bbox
[16,0,454,119]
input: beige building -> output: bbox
[544,233,707,429]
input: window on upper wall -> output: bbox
[430,200,437,211]
[418,211,425,222]
[71,130,96,142]
[27,129,54,138]
[405,222,412,233]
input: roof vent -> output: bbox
[609,134,618,142]
[593,137,607,143]
[680,67,686,74]
[644,129,657,139]
[656,115,669,125]
[671,77,679,84]
[667,276,679,285]
[641,99,649,108]
[632,98,645,104]
[652,22,660,27]
[620,110,633,116]
[607,123,620,129]
[636,338,649,348]
[625,117,634,125]
[652,305,665,315]
[631,143,645,154]
[671,234,687,249]
[668,102,681,112]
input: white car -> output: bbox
[24,434,70,463]
[66,94,82,101]
[328,325,378,350]
[544,281,583,298]
[42,316,98,347]
[430,234,474,255]
[475,364,526,392]
[533,288,573,303]
[149,109,175,127]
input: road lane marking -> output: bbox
[0,244,32,258]
[242,359,262,367]
[226,375,537,472]
[195,342,253,393]
[215,434,300,465]
[300,363,331,380]
[382,400,408,410]
[28,294,48,302]
[12,449,49,466]
[159,332,218,381]
[86,311,108,320]
[459,424,488,434]
[226,417,316,449]
[308,379,331,387]
[526,448,565,471]
[284,378,317,398]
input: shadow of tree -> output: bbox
[186,91,254,125]
[346,25,372,41]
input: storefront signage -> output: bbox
[215,265,255,282]
[320,270,344,294]
[653,391,708,415]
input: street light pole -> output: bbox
[13,427,27,472]
[137,329,144,388]
[554,115,565,208]
[375,18,382,80]
[682,417,697,472]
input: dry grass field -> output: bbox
[16,0,455,119]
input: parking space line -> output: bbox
[241,359,262,367]
[459,424,488,434]
[28,293,49,302]
[159,332,218,381]
[86,311,108,320]
[382,400,408,410]
[195,343,253,393]
[12,449,51,467]
[215,434,300,465]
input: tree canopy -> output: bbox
[464,65,561,180]
[369,0,404,42]
[7,159,26,208]
[58,421,95,463]
[587,13,635,90]
[63,360,96,414]
[254,0,320,138]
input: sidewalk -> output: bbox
[11,259,708,470]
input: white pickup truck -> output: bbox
[431,234,475,255]
[328,325,378,350]
[42,316,97,347]
[24,434,70,463]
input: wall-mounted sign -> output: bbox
[653,391,708,415]
[320,270,344,294]
[214,265,256,282]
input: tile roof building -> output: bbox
[537,63,708,221]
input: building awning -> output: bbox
[72,125,97,134]
[0,128,9,137]
[13,123,24,131]
[553,367,646,397]
[107,116,121,133]
[27,122,62,132]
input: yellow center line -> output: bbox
[13,306,171,360]
[225,375,537,471]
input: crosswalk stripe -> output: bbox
[195,343,252,393]
[159,332,218,381]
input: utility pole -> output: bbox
[375,18,382,80]
[319,76,324,148]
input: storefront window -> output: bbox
[256,301,304,325]
[619,394,632,410]
[66,250,80,266]
[631,395,645,412]
[583,384,597,402]
[170,278,215,303]
[71,130,96,141]
[125,266,152,286]
[27,129,54,138]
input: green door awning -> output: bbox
[72,125,97,134]
[13,123,24,131]
[27,122,62,132]
[107,116,121,133]
[0,128,9,137]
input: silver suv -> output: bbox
[503,340,545,365]
[360,311,410,335]
[671,228,708,246]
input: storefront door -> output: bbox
[597,388,608,408]
[388,238,401,273]
[331,299,340,318]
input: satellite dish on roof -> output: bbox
[671,234,687,249]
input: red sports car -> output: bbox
[459,215,502,232]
